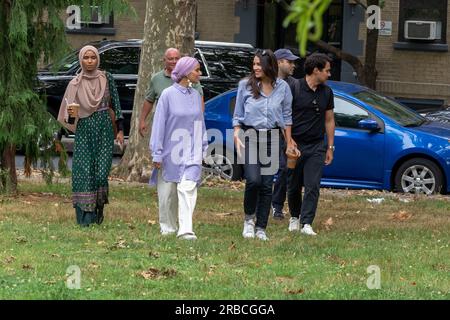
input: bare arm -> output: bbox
[324,109,335,165]
[138,99,154,137]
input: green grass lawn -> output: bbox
[0,179,449,299]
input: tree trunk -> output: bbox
[0,144,17,193]
[363,0,380,89]
[112,0,197,182]
[0,0,17,193]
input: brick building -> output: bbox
[65,0,450,109]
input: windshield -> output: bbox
[352,90,426,127]
[50,50,80,72]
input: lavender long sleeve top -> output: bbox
[150,83,208,184]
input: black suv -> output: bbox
[37,40,256,138]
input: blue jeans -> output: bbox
[242,128,281,230]
[272,137,287,212]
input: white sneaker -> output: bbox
[178,233,197,240]
[255,229,269,241]
[242,219,255,238]
[301,224,317,236]
[288,217,300,232]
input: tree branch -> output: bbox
[315,40,366,84]
[352,0,367,10]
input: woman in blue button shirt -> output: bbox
[233,49,295,241]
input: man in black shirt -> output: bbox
[287,53,335,236]
[271,48,299,220]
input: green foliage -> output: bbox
[0,0,133,187]
[283,0,332,57]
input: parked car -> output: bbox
[202,81,450,195]
[37,39,256,141]
[425,108,450,124]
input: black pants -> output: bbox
[272,137,287,212]
[242,128,281,230]
[287,139,326,225]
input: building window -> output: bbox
[66,5,116,35]
[397,0,447,45]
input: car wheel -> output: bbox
[394,158,443,195]
[203,146,242,181]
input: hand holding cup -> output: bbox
[66,100,80,124]
[286,146,301,169]
[67,103,80,117]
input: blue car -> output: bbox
[203,81,450,195]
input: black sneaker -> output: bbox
[272,207,284,220]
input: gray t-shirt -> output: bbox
[145,69,203,104]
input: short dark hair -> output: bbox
[247,49,278,99]
[304,53,332,75]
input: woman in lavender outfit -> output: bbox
[150,57,207,240]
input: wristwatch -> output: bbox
[328,145,335,151]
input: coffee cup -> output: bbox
[67,103,80,124]
[286,147,300,169]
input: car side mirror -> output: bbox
[358,119,380,131]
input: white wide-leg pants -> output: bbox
[157,170,198,237]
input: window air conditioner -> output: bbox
[77,6,103,24]
[404,20,441,40]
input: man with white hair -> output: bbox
[139,48,204,137]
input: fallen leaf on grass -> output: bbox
[16,236,27,244]
[285,288,304,295]
[22,264,33,270]
[207,265,217,275]
[322,217,334,230]
[88,262,100,270]
[228,241,236,250]
[139,267,177,280]
[275,276,294,283]
[109,239,127,250]
[147,220,156,226]
[148,251,160,259]
[216,212,233,217]
[4,256,16,264]
[391,211,412,222]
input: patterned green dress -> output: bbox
[72,72,122,226]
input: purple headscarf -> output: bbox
[171,56,199,83]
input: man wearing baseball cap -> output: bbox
[271,49,299,220]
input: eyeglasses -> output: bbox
[257,49,269,56]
